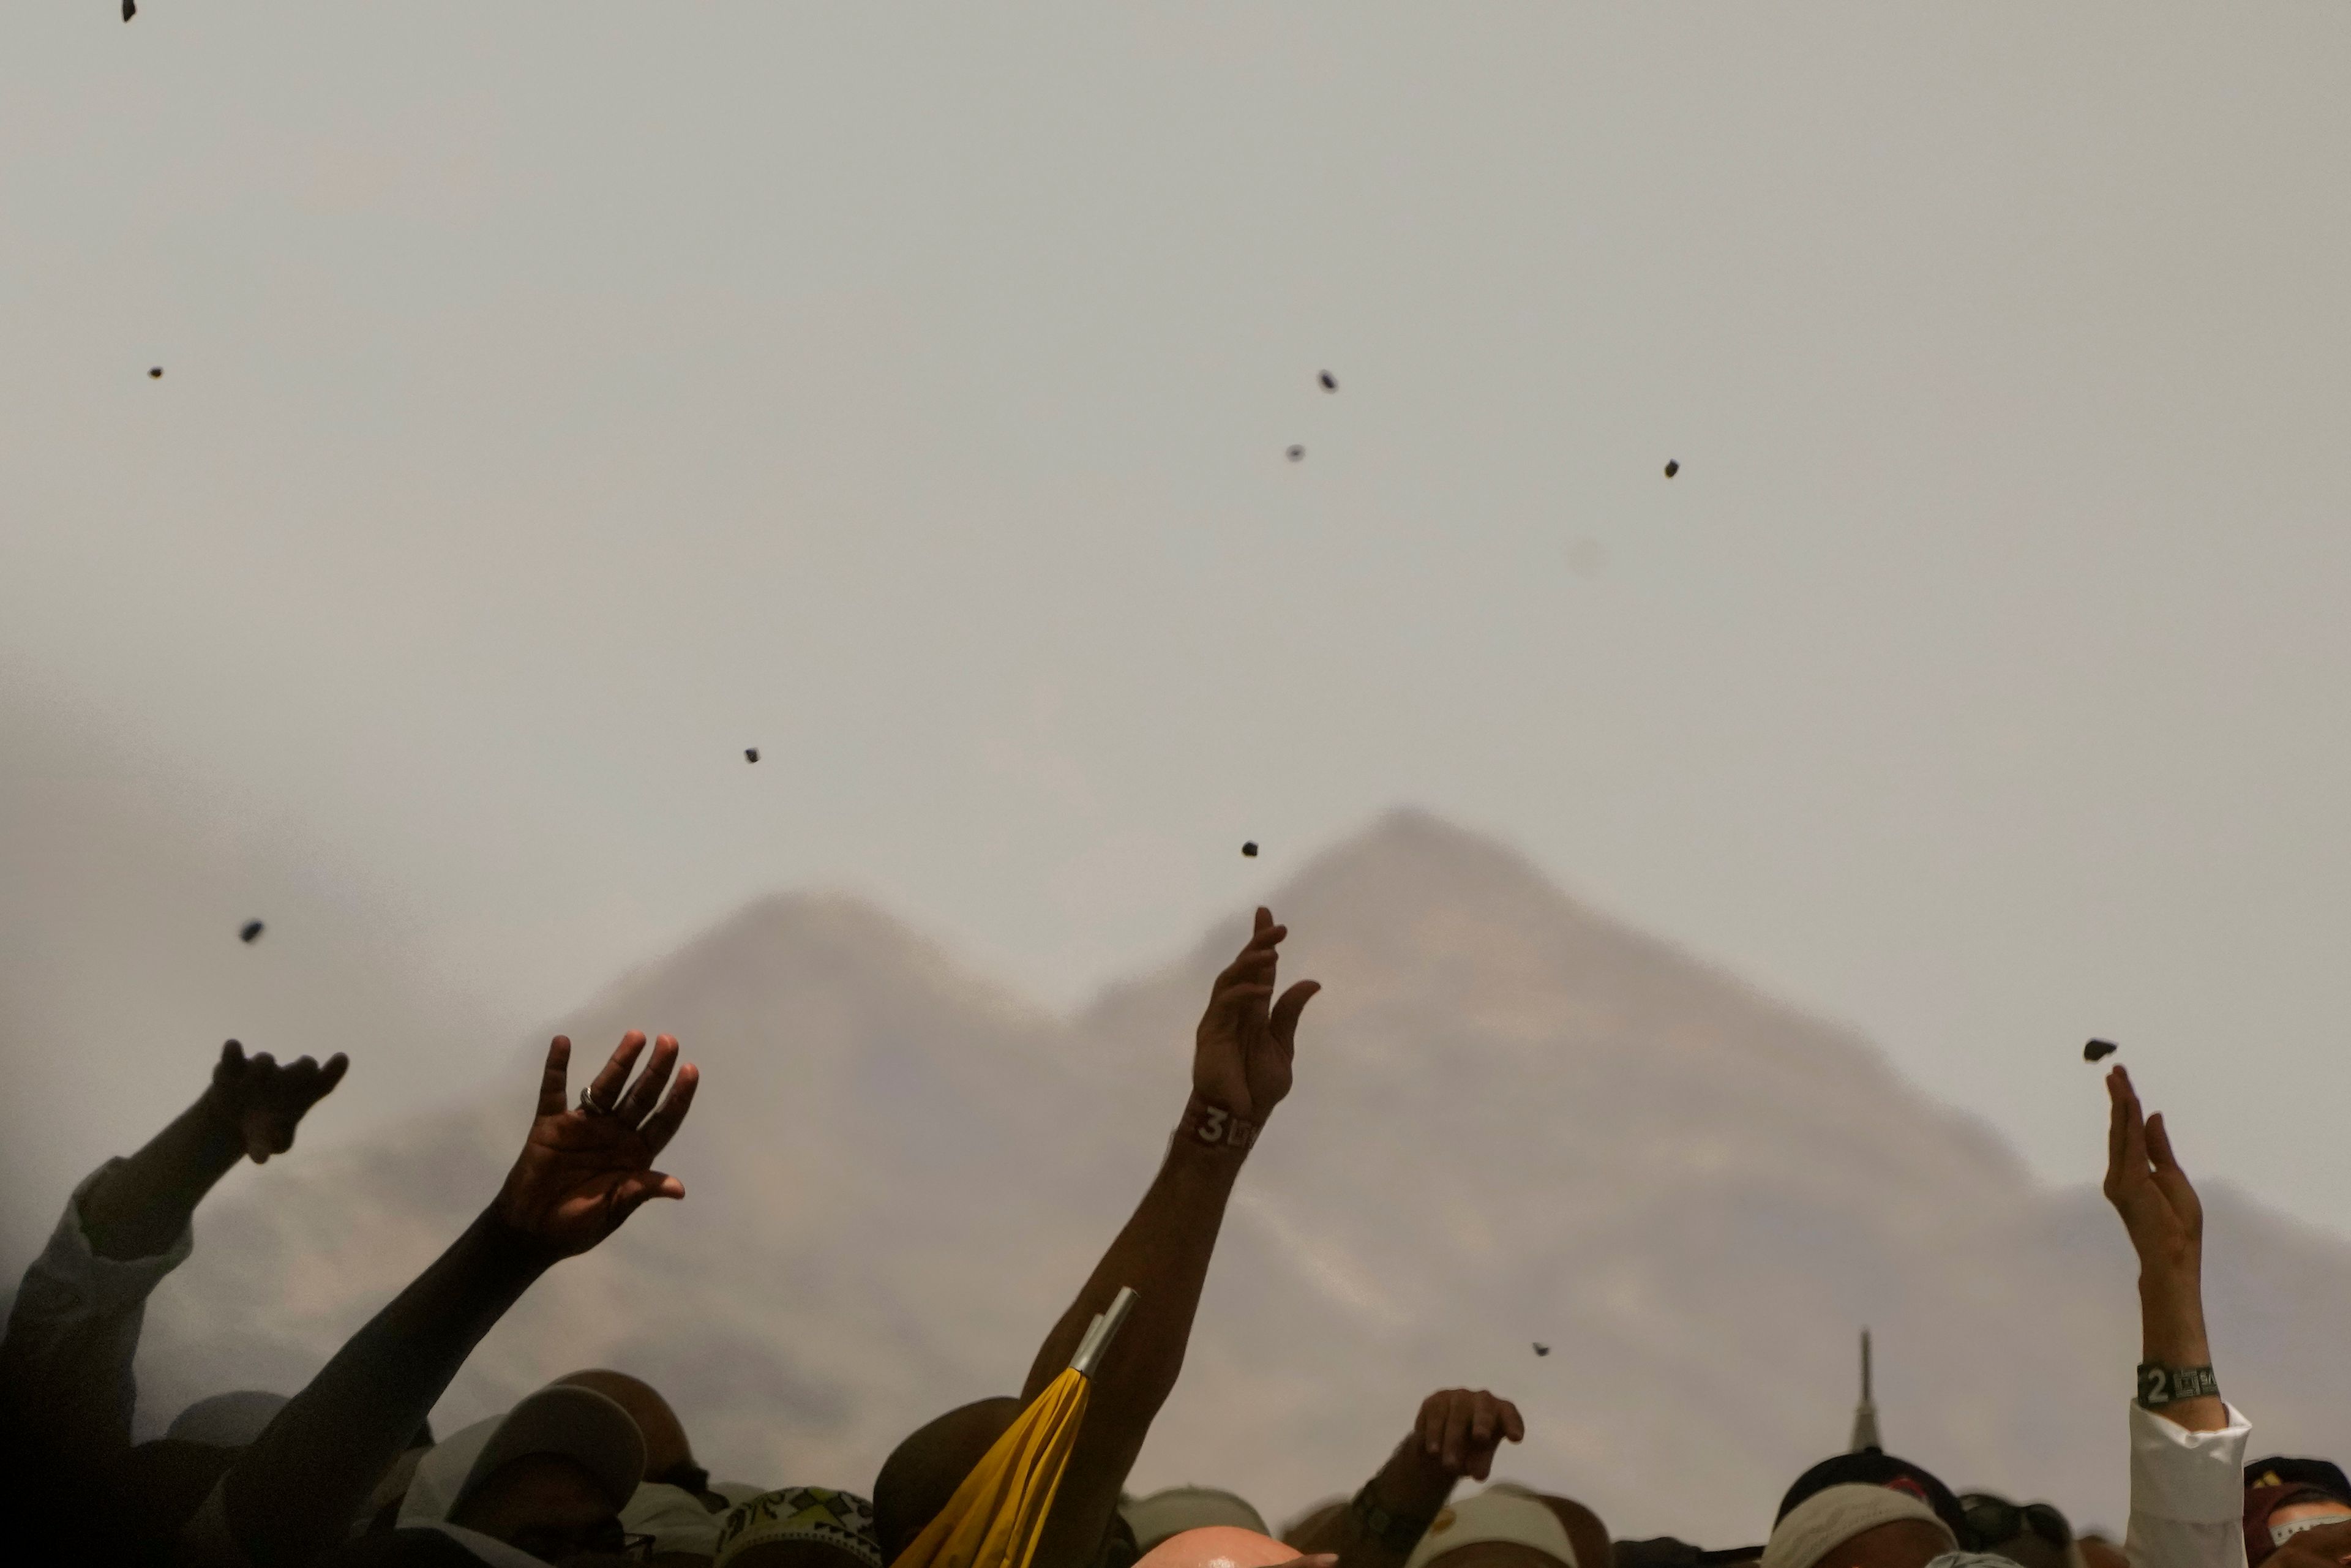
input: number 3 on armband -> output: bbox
[1198,1107,1229,1144]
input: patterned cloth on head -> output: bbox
[716,1487,885,1568]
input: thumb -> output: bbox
[2145,1112,2200,1214]
[1269,980,1320,1048]
[612,1170,686,1223]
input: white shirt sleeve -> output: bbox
[0,1158,195,1474]
[2126,1401,2251,1568]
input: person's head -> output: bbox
[1761,1483,1959,1568]
[453,1454,631,1562]
[1520,1487,1611,1568]
[1610,1539,1703,1568]
[714,1487,885,1568]
[1136,1526,1312,1568]
[2246,1461,2351,1568]
[557,1368,702,1494]
[1125,1490,1273,1555]
[872,1397,1024,1562]
[2248,1488,2351,1567]
[1956,1494,2074,1568]
[1403,1487,1582,1568]
[399,1383,646,1566]
[1774,1454,1970,1559]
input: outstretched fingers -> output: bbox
[612,1035,680,1126]
[582,1030,649,1111]
[536,1036,574,1119]
[638,1062,700,1155]
[2103,1066,2145,1194]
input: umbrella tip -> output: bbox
[1070,1286,1141,1376]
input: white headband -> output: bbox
[1761,1485,1954,1568]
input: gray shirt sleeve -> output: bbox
[0,1158,196,1479]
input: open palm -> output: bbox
[2103,1064,2201,1275]
[493,1030,699,1259]
[1193,907,1319,1123]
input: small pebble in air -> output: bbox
[2084,1038,2118,1063]
[239,920,265,943]
[1241,841,1259,858]
[744,748,759,763]
[1663,459,1679,478]
[1286,445,1305,462]
[1319,371,1337,391]
[149,367,162,378]
[1534,1343,1551,1357]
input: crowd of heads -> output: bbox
[1,907,2339,1568]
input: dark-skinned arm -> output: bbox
[1021,909,1319,1568]
[1296,1389,1525,1568]
[190,1031,699,1568]
[0,1042,345,1497]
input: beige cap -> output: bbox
[1404,1487,1578,1568]
[399,1384,646,1527]
[1124,1488,1273,1552]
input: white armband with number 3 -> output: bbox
[1180,1100,1259,1152]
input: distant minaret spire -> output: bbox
[1850,1328,1882,1453]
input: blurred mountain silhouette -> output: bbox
[134,811,2351,1542]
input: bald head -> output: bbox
[556,1369,694,1483]
[872,1397,1023,1563]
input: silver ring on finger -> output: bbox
[578,1086,618,1117]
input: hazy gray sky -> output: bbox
[7,4,2351,1257]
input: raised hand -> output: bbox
[492,1031,699,1260]
[2102,1064,2224,1431]
[204,1038,350,1163]
[1410,1387,1526,1484]
[1192,908,1319,1124]
[2102,1065,2201,1280]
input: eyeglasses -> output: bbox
[1959,1496,2072,1553]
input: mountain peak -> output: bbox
[137,811,2351,1550]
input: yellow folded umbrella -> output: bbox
[890,1287,1139,1568]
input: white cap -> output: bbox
[1404,1487,1578,1568]
[399,1384,646,1527]
[1123,1489,1272,1552]
[1761,1485,1955,1568]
